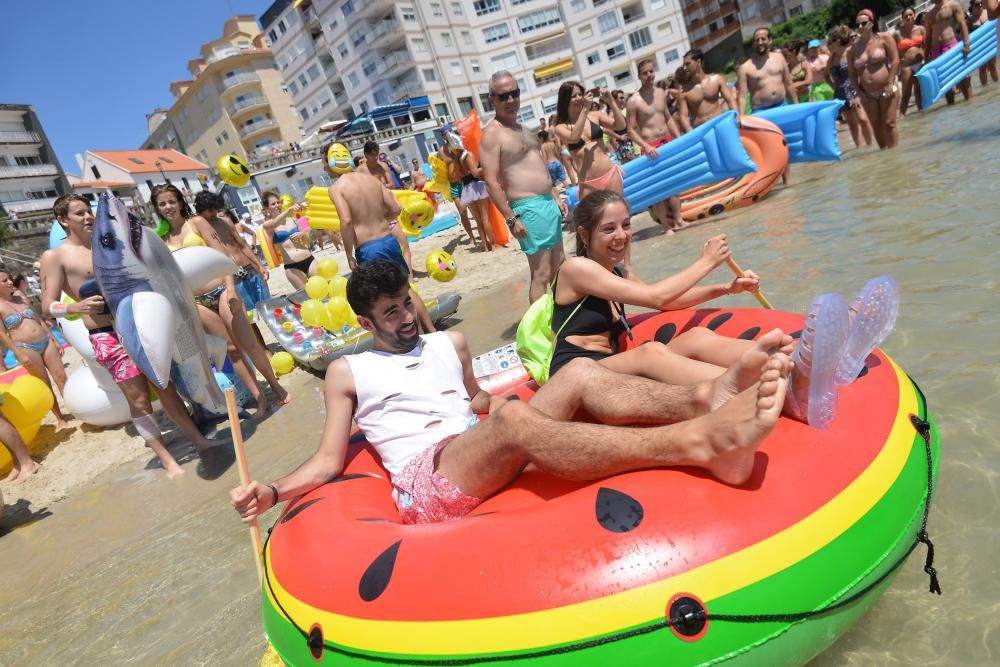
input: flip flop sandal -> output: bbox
[789,293,850,429]
[835,275,899,386]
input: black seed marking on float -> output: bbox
[790,329,802,339]
[329,473,370,484]
[279,498,324,524]
[738,327,761,340]
[669,596,707,638]
[706,313,733,330]
[595,488,644,533]
[359,540,402,602]
[857,365,869,379]
[709,204,725,216]
[654,323,677,344]
[307,624,324,660]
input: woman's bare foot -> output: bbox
[11,459,41,485]
[701,352,789,486]
[709,329,792,411]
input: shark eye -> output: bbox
[100,232,116,249]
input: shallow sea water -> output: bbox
[1,88,998,665]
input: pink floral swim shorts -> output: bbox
[89,330,142,383]
[393,434,481,524]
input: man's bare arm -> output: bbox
[955,2,971,53]
[781,59,798,104]
[448,330,499,415]
[480,125,516,220]
[718,76,738,111]
[677,92,693,133]
[736,64,749,116]
[329,183,358,268]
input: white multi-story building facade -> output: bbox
[0,104,70,220]
[261,0,690,144]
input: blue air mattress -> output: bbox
[916,20,998,108]
[754,100,843,163]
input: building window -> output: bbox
[474,0,501,17]
[586,51,600,65]
[650,0,666,7]
[298,73,309,88]
[423,67,437,82]
[435,102,449,117]
[461,31,472,45]
[541,95,557,115]
[664,49,679,64]
[657,20,673,34]
[442,32,454,47]
[329,18,339,30]
[451,61,462,76]
[483,23,511,43]
[338,42,349,57]
[342,0,355,17]
[221,130,229,141]
[516,106,536,122]
[401,6,416,21]
[363,59,378,76]
[289,81,299,95]
[491,50,519,70]
[578,24,593,39]
[606,41,625,60]
[195,86,209,103]
[300,107,311,119]
[451,1,463,14]
[471,59,480,73]
[458,96,474,114]
[597,11,619,33]
[278,20,286,34]
[431,2,443,16]
[216,135,225,146]
[592,76,607,88]
[613,70,633,86]
[348,71,360,86]
[518,8,562,33]
[307,63,321,80]
[268,29,278,43]
[628,27,652,50]
[413,37,428,51]
[350,28,366,47]
[479,92,494,112]
[789,5,804,16]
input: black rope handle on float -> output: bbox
[261,403,941,665]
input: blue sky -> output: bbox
[2,0,275,176]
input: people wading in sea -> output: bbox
[925,0,973,104]
[677,49,738,131]
[895,8,927,115]
[849,9,901,149]
[827,26,875,148]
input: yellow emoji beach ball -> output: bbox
[326,142,354,175]
[217,153,250,187]
[425,249,458,282]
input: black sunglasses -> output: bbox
[494,88,521,102]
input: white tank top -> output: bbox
[344,332,475,479]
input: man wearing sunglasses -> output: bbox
[481,71,568,304]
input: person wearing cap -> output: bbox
[805,39,835,100]
[849,8,901,149]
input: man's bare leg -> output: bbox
[155,383,227,453]
[650,200,678,234]
[117,377,185,479]
[455,201,477,244]
[438,352,789,498]
[526,247,559,304]
[0,417,39,484]
[411,288,436,333]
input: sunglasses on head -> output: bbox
[494,88,521,102]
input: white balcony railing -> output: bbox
[3,197,59,214]
[230,95,269,115]
[238,119,277,139]
[376,50,413,77]
[368,18,400,45]
[0,130,42,144]
[0,164,59,179]
[218,72,260,93]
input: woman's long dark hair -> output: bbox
[555,81,585,126]
[150,183,193,220]
[572,190,628,257]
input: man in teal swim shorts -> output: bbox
[481,70,568,304]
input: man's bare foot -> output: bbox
[701,353,789,486]
[273,387,292,406]
[251,393,272,420]
[709,329,792,411]
[2,466,20,484]
[11,459,41,485]
[164,462,185,480]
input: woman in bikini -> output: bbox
[0,272,70,428]
[895,7,927,115]
[784,41,813,102]
[849,9,901,149]
[553,83,627,199]
[260,191,316,290]
[826,25,874,148]
[551,191,899,428]
[153,185,290,416]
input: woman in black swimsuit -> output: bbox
[549,191,767,382]
[826,25,874,148]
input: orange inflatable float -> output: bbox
[259,308,941,666]
[668,115,789,222]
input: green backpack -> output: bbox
[515,272,584,386]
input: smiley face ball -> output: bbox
[425,249,457,282]
[217,154,250,187]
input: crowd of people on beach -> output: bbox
[2,3,995,525]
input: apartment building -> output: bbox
[682,0,740,53]
[142,16,303,167]
[740,0,831,35]
[0,103,71,220]
[262,0,691,142]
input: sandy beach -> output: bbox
[1,206,577,525]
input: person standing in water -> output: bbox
[480,71,567,304]
[968,0,999,85]
[925,0,973,104]
[737,28,798,113]
[827,25,875,148]
[849,9,901,149]
[325,142,436,333]
[896,7,927,115]
[677,48,738,131]
[626,59,687,233]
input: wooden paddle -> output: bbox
[225,388,263,581]
[725,257,774,310]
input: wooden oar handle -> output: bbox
[226,388,264,581]
[725,258,774,310]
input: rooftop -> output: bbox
[90,150,208,174]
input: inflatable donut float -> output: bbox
[260,308,940,666]
[665,116,789,223]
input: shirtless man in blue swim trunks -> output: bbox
[738,28,796,184]
[481,70,568,304]
[324,142,435,333]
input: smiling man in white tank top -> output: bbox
[232,261,793,525]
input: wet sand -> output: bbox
[3,87,1000,664]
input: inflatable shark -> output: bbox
[92,194,236,415]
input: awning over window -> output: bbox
[533,58,574,79]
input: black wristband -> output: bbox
[268,483,279,506]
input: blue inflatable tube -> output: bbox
[916,20,998,108]
[566,111,755,210]
[754,101,844,163]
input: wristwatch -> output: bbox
[505,213,521,230]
